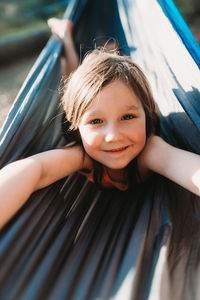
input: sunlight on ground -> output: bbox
[0,55,37,128]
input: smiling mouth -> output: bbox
[103,146,129,153]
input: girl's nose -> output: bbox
[104,125,122,143]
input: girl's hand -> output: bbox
[138,135,200,196]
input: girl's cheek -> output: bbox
[80,129,100,147]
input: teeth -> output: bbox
[107,146,127,152]
[111,148,124,151]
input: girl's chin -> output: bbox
[102,162,130,170]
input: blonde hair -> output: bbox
[62,50,159,136]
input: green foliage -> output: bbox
[0,0,199,39]
[174,0,193,15]
[0,0,67,36]
[174,0,200,22]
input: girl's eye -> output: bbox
[89,119,103,125]
[122,114,135,120]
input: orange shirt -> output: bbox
[79,167,128,191]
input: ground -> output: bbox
[0,55,37,128]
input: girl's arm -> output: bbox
[0,145,91,229]
[138,136,200,196]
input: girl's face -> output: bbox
[78,80,146,172]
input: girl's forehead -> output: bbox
[85,80,142,111]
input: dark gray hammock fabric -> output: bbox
[0,0,200,299]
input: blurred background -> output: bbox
[0,0,199,127]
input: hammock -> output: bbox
[0,0,200,299]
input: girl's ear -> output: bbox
[61,112,83,145]
[152,111,161,135]
[145,111,160,139]
[152,103,161,135]
[75,129,83,144]
[145,116,151,139]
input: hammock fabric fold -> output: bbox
[0,0,200,299]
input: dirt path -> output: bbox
[0,55,37,128]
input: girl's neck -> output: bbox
[106,167,127,183]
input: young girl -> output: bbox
[0,21,200,229]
